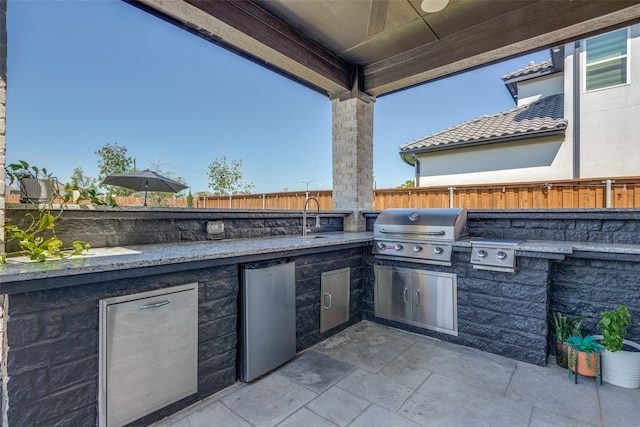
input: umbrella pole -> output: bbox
[143,180,148,207]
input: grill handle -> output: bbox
[379,229,446,236]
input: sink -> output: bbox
[298,235,327,239]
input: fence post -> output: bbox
[229,195,232,209]
[448,187,455,208]
[262,194,266,210]
[602,179,614,208]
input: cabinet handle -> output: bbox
[139,300,171,309]
[323,293,332,310]
[403,288,409,304]
[415,290,420,307]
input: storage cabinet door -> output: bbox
[102,284,198,427]
[374,265,411,322]
[411,271,457,335]
[320,267,350,333]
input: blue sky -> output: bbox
[7,0,550,194]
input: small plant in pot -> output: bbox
[564,335,603,384]
[3,161,90,263]
[596,305,640,388]
[6,160,56,204]
[551,311,588,368]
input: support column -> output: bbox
[0,0,6,254]
[0,3,6,425]
[331,96,374,232]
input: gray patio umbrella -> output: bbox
[102,170,188,206]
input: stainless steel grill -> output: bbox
[372,208,468,266]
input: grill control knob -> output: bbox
[413,245,422,253]
[476,250,488,258]
[496,251,507,260]
[434,246,444,255]
[377,242,386,251]
[395,244,404,252]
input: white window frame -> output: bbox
[583,28,630,93]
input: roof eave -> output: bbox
[399,126,567,159]
[502,67,557,103]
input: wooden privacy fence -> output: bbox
[198,192,333,210]
[374,178,640,209]
[4,177,640,209]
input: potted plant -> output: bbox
[3,161,90,263]
[551,311,588,368]
[596,305,640,388]
[5,160,56,203]
[564,335,603,384]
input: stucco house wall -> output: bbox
[408,23,639,187]
[417,135,571,186]
[517,73,563,106]
[578,25,640,178]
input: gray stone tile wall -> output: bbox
[3,265,238,426]
[466,210,640,244]
[4,209,346,250]
[550,256,640,345]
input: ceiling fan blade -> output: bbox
[367,0,389,36]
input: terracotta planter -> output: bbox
[568,346,600,378]
[556,341,569,368]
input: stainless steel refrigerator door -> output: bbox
[241,259,296,382]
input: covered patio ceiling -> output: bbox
[129,0,640,99]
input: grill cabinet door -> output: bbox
[374,265,411,322]
[411,270,457,334]
[320,267,351,333]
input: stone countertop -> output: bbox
[0,232,373,286]
[2,231,638,290]
[455,237,640,256]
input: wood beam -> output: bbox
[365,1,640,96]
[132,0,354,96]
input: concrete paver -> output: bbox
[152,321,640,427]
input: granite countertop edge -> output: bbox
[2,232,639,284]
[0,232,374,283]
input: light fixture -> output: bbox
[421,0,449,13]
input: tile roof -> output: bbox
[502,59,554,81]
[400,94,567,154]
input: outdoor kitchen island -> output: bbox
[0,232,371,427]
[1,208,639,426]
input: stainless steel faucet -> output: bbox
[302,197,320,237]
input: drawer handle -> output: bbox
[323,293,332,310]
[139,300,171,309]
[415,290,420,307]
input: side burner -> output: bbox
[470,239,522,273]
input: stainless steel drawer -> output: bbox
[99,283,198,427]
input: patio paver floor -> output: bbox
[151,321,640,427]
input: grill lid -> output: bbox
[374,208,468,242]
